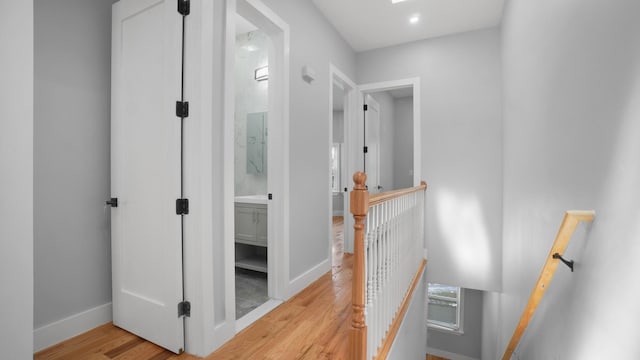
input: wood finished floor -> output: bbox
[35,218,350,360]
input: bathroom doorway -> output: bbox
[228,0,289,332]
[233,15,270,320]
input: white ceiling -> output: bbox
[311,0,505,52]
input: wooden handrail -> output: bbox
[501,210,595,360]
[369,181,427,207]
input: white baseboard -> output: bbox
[332,210,344,216]
[287,258,330,298]
[34,302,112,352]
[426,347,479,360]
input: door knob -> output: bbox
[106,198,118,208]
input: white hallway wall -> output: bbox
[357,28,503,292]
[0,1,34,358]
[485,0,640,358]
[259,0,356,281]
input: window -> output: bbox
[427,283,463,333]
[331,143,341,193]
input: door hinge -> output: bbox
[176,101,189,118]
[176,198,189,215]
[177,0,190,15]
[178,301,191,317]
[363,146,368,154]
[105,198,118,208]
[268,193,273,200]
[363,104,368,111]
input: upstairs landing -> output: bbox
[35,254,353,360]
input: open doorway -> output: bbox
[232,13,269,320]
[340,78,420,253]
[329,65,356,265]
[228,0,290,332]
[362,87,415,192]
[358,78,420,188]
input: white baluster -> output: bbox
[360,186,427,359]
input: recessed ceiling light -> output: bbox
[391,0,408,4]
[409,15,420,24]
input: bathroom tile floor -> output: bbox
[235,268,269,319]
[235,216,345,320]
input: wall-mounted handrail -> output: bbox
[349,172,428,360]
[501,210,595,360]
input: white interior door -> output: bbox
[111,0,185,353]
[364,94,381,193]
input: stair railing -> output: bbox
[501,210,595,359]
[349,172,428,360]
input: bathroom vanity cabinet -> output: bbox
[235,200,268,273]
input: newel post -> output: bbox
[350,172,369,360]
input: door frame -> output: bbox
[363,93,381,193]
[328,64,357,259]
[346,78,421,253]
[231,0,290,331]
[180,0,289,355]
[225,0,290,330]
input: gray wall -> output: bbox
[370,91,395,191]
[393,96,413,189]
[0,1,34,357]
[357,29,503,292]
[262,0,357,280]
[388,270,428,360]
[428,288,483,359]
[34,0,113,329]
[484,0,640,358]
